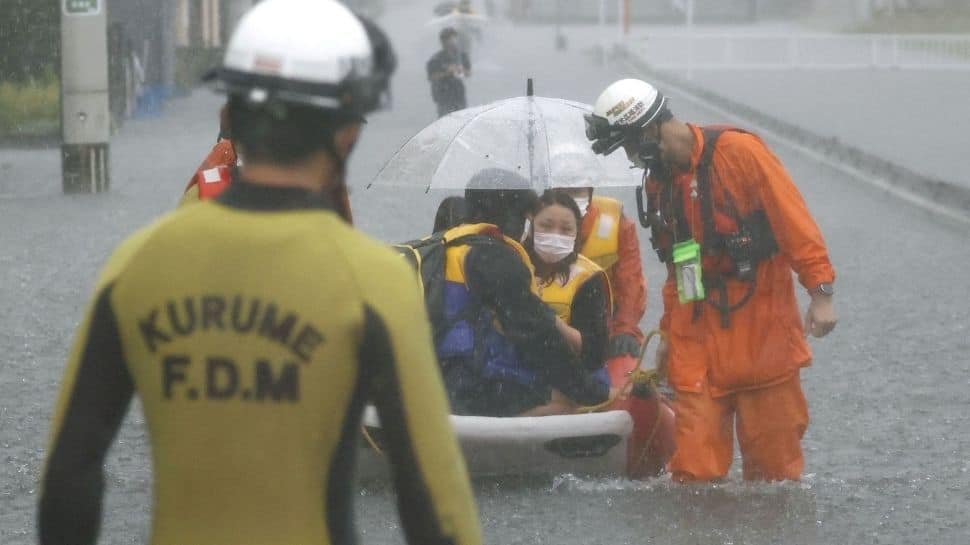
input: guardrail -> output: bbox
[629,33,970,71]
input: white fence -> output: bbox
[629,33,970,71]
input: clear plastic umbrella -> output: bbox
[368,82,641,191]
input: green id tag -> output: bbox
[673,239,705,303]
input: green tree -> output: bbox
[0,0,59,84]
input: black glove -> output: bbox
[607,333,641,359]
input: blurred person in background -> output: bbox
[427,27,471,117]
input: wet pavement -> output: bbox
[557,20,970,190]
[2,1,970,544]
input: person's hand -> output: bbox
[555,316,582,354]
[607,333,641,358]
[805,293,837,338]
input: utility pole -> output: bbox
[598,0,607,65]
[60,0,110,193]
[555,0,567,50]
[686,0,695,80]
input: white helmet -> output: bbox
[208,0,396,117]
[585,79,667,156]
[547,146,601,189]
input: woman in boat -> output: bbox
[521,190,612,415]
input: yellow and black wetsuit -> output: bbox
[39,180,481,545]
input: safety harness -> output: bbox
[640,127,779,328]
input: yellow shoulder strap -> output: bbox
[442,223,502,243]
[441,224,539,294]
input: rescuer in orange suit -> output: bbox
[179,82,370,224]
[180,107,356,222]
[586,79,837,482]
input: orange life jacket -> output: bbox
[195,165,233,200]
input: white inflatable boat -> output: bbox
[358,407,633,480]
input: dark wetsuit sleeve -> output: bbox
[465,245,608,405]
[358,304,480,545]
[39,285,134,545]
[571,275,609,372]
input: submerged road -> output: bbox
[2,1,969,544]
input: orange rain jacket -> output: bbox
[579,204,647,344]
[182,139,354,223]
[656,125,834,396]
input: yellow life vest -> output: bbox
[581,196,622,270]
[438,223,536,366]
[539,254,607,325]
[443,223,537,294]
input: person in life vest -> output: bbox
[586,78,838,482]
[437,168,614,417]
[178,104,238,205]
[519,190,613,416]
[549,176,647,358]
[179,110,356,223]
[38,3,481,545]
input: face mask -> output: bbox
[533,232,575,263]
[633,142,673,183]
[572,197,590,217]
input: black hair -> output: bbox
[440,27,459,44]
[464,168,536,240]
[226,94,352,165]
[524,190,581,286]
[432,196,467,233]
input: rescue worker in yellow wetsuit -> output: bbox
[38,2,480,545]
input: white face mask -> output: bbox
[572,197,590,217]
[533,232,576,264]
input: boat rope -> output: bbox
[574,329,667,414]
[629,389,666,477]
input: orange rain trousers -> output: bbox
[580,208,647,344]
[669,374,808,482]
[183,139,354,223]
